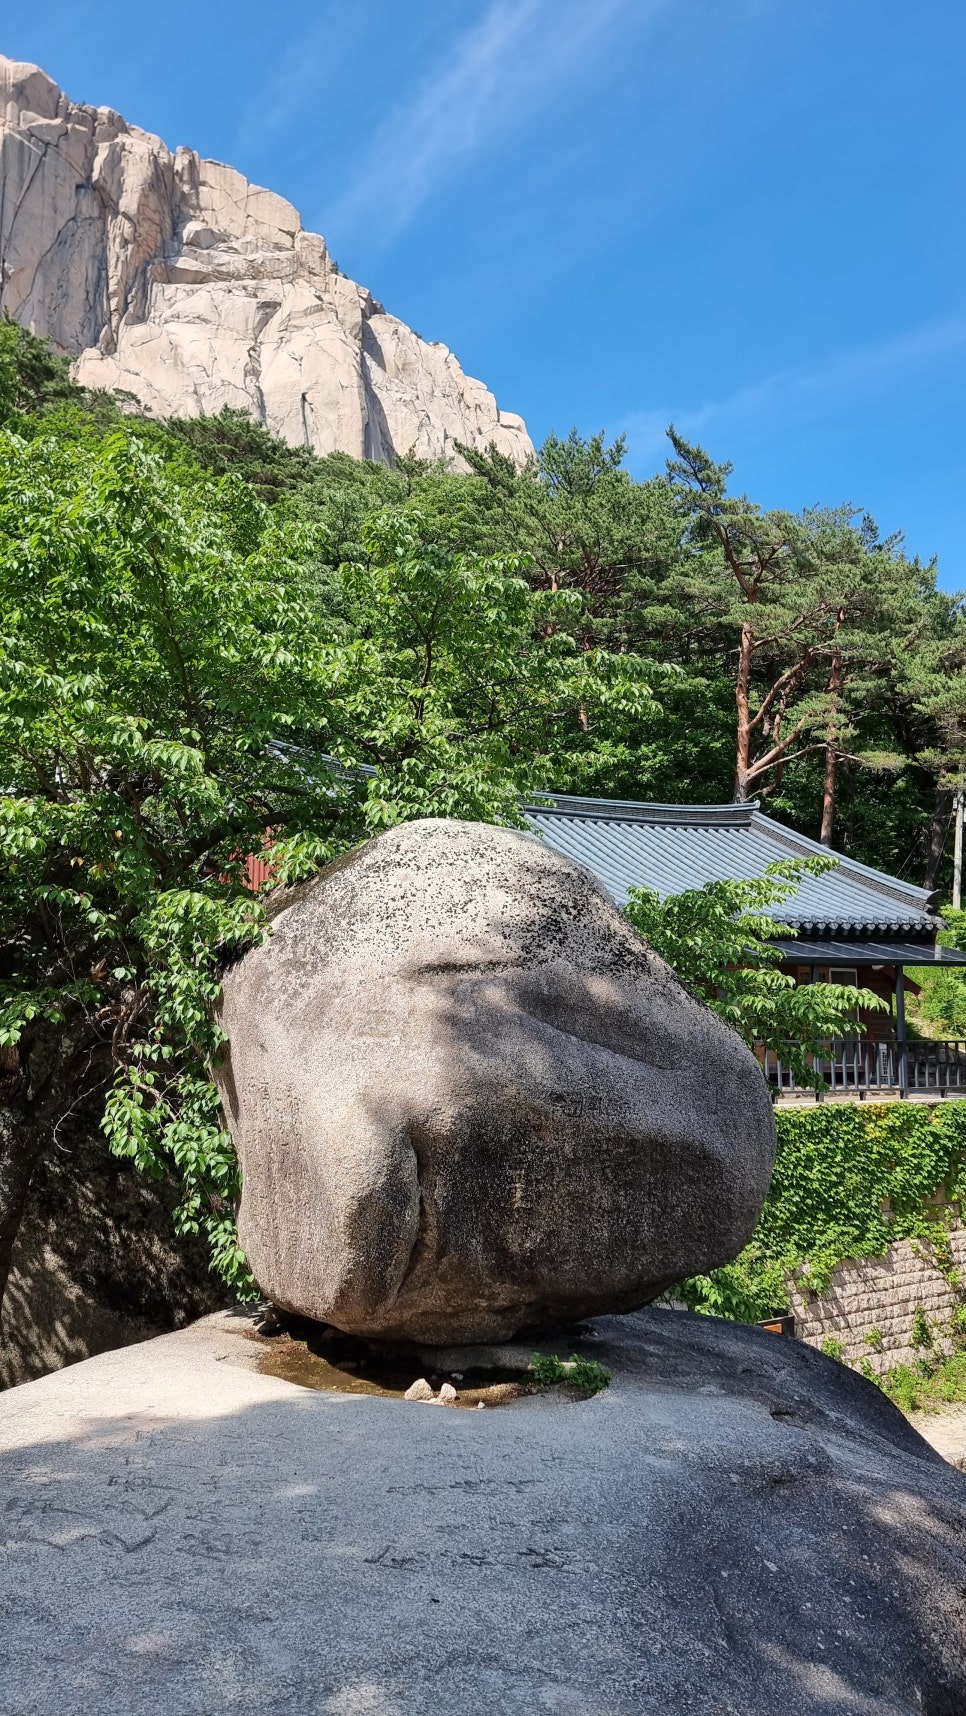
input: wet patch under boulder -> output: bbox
[245,1313,603,1407]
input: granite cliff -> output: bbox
[0,56,531,464]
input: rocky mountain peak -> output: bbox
[0,55,532,465]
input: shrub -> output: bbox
[910,1307,933,1350]
[529,1352,611,1396]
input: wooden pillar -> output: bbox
[811,965,823,1095]
[895,966,907,1096]
[955,789,964,911]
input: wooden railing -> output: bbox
[761,1037,966,1099]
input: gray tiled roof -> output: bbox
[524,794,937,937]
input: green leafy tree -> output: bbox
[456,429,726,801]
[625,857,885,1088]
[896,615,966,887]
[665,431,889,807]
[0,424,662,1312]
[908,907,966,1037]
[330,508,661,826]
[6,318,964,874]
[797,521,966,874]
[0,425,357,1306]
[0,317,77,422]
[459,430,673,622]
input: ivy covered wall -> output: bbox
[681,1100,966,1322]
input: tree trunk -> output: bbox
[820,647,842,845]
[922,787,953,891]
[733,619,755,802]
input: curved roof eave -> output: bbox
[523,792,938,937]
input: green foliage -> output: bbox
[528,1352,569,1385]
[150,406,324,502]
[908,906,966,1037]
[671,1249,792,1324]
[0,317,76,421]
[0,418,662,1295]
[0,426,352,1291]
[5,325,965,882]
[625,857,886,1087]
[460,430,675,628]
[330,509,659,827]
[679,1101,966,1320]
[664,431,920,805]
[877,1347,966,1415]
[4,323,966,1305]
[820,1336,845,1361]
[910,1306,933,1349]
[567,1355,612,1396]
[910,970,966,1037]
[528,1352,611,1396]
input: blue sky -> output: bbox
[9,2,966,587]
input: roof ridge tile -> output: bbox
[525,795,935,937]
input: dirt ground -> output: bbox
[909,1404,966,1468]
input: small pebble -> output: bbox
[438,1382,458,1404]
[404,1378,434,1402]
[477,1401,485,1410]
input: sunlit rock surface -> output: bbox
[216,819,776,1342]
[0,56,532,466]
[1,1307,964,1714]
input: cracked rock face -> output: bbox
[0,56,532,466]
[216,819,776,1344]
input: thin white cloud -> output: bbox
[621,312,966,469]
[236,2,379,153]
[324,0,669,244]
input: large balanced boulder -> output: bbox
[216,819,776,1341]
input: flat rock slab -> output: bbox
[1,1309,965,1715]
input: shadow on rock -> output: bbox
[0,1308,964,1714]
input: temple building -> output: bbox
[525,793,966,1099]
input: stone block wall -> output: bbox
[789,1227,966,1372]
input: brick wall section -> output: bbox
[789,1227,966,1372]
